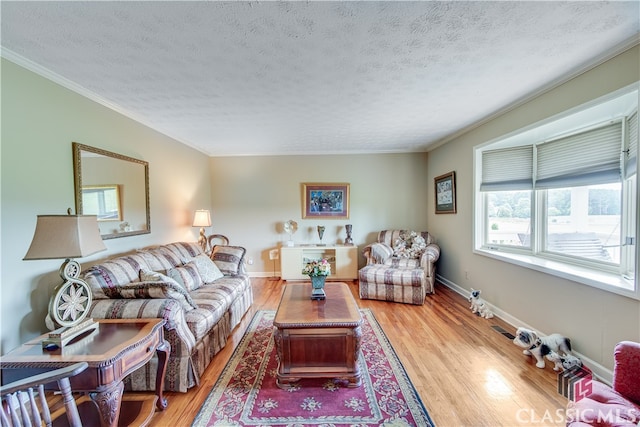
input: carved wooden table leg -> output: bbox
[90,381,124,427]
[155,339,170,410]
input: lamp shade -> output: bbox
[23,215,107,260]
[192,210,211,227]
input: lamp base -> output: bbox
[42,317,99,349]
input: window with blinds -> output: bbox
[480,120,625,192]
[474,88,638,296]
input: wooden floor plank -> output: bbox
[146,279,568,426]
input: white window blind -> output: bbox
[535,121,623,189]
[480,146,533,191]
[626,110,638,178]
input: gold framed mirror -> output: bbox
[72,142,150,239]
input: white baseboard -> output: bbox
[247,271,277,278]
[436,274,613,385]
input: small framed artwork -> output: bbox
[434,171,456,214]
[302,183,350,219]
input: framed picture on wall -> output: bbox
[302,183,350,219]
[434,171,456,214]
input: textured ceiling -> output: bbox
[1,1,639,157]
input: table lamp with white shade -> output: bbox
[23,213,107,346]
[193,209,211,252]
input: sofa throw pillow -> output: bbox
[167,261,204,292]
[211,245,246,276]
[140,269,176,284]
[191,254,224,283]
[370,242,394,264]
[118,278,198,312]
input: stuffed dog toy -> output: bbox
[468,289,494,319]
[468,289,482,312]
[513,327,572,369]
[542,349,583,371]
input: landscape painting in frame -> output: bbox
[302,183,350,219]
[435,171,456,214]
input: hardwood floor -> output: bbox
[148,279,569,426]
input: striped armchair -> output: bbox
[358,230,440,305]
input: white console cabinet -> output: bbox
[280,245,358,281]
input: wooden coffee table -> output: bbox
[273,282,363,389]
[0,319,169,427]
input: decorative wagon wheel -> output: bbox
[49,259,93,328]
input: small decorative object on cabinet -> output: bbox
[283,220,298,247]
[317,225,325,246]
[345,224,354,245]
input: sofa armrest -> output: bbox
[613,341,640,405]
[88,297,197,354]
[363,242,394,265]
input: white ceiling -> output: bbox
[1,1,639,157]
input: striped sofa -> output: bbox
[358,230,440,305]
[82,242,253,392]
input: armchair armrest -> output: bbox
[613,341,640,404]
[420,244,440,276]
[363,242,394,265]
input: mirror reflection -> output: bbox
[82,185,122,221]
[73,142,150,239]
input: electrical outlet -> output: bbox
[247,258,254,265]
[465,270,469,280]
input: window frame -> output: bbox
[473,84,639,300]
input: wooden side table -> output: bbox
[0,319,169,427]
[273,282,363,389]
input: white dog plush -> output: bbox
[543,349,583,372]
[468,289,494,319]
[513,327,572,369]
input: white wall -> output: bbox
[0,59,213,354]
[209,153,430,272]
[426,46,640,370]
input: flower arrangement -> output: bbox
[302,258,331,276]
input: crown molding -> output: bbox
[428,34,640,152]
[1,47,204,153]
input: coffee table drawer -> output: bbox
[277,327,360,373]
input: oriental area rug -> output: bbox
[191,309,435,427]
